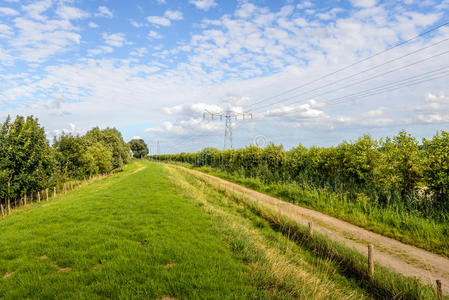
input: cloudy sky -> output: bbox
[1,0,449,153]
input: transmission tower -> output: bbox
[203,110,252,150]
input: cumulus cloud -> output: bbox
[103,33,126,47]
[96,6,113,18]
[56,5,89,20]
[189,0,218,11]
[350,0,377,8]
[0,7,19,16]
[147,16,171,26]
[88,21,98,28]
[164,10,183,21]
[148,30,162,39]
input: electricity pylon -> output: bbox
[203,109,252,150]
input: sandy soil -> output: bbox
[177,166,449,295]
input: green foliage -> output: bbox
[128,138,149,158]
[84,127,131,169]
[0,115,130,205]
[0,116,53,202]
[422,131,449,206]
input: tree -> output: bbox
[128,139,149,159]
[53,134,87,179]
[422,131,449,208]
[0,115,54,202]
[84,127,131,168]
[380,130,422,196]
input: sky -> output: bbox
[1,0,449,154]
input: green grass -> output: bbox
[174,165,442,300]
[0,161,270,299]
[186,164,449,258]
[164,164,369,300]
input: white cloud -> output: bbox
[350,0,377,8]
[88,21,98,28]
[88,45,114,56]
[96,6,113,18]
[102,33,126,47]
[56,6,89,20]
[361,107,385,117]
[21,0,53,21]
[163,103,223,116]
[147,16,171,26]
[189,0,217,11]
[156,0,166,4]
[263,100,327,120]
[10,16,81,62]
[130,48,147,57]
[0,24,13,38]
[0,7,19,16]
[164,10,183,21]
[130,19,144,28]
[146,118,221,136]
[148,30,162,39]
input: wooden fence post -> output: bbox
[308,221,313,236]
[63,183,67,194]
[46,188,49,201]
[7,198,10,214]
[437,280,442,300]
[37,191,41,203]
[1,204,4,219]
[368,244,374,277]
[53,187,56,198]
[24,194,27,205]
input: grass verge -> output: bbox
[164,164,368,300]
[179,163,449,258]
[170,164,444,299]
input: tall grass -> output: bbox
[181,167,442,299]
[193,164,449,258]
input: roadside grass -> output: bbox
[0,161,272,299]
[171,165,443,300]
[184,164,449,258]
[164,165,368,300]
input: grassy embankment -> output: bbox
[0,161,271,299]
[0,160,441,299]
[0,160,374,299]
[182,164,449,258]
[166,164,442,299]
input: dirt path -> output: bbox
[176,166,449,295]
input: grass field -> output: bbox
[0,161,268,299]
[0,160,441,299]
[187,165,449,258]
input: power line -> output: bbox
[250,66,449,117]
[246,20,449,110]
[252,47,449,113]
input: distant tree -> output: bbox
[84,127,131,168]
[129,139,149,159]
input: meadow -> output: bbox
[0,160,443,299]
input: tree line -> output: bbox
[153,130,449,219]
[0,115,132,207]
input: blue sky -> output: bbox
[1,0,449,153]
